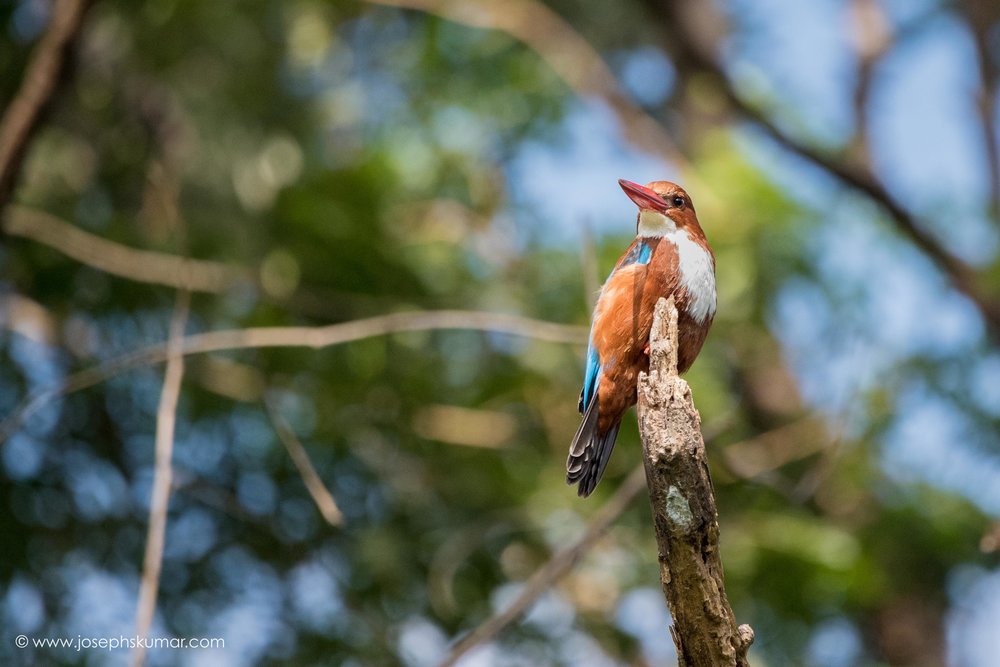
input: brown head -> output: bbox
[618,179,704,239]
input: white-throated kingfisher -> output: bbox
[566,179,716,497]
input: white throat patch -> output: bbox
[637,209,676,236]
[638,210,716,324]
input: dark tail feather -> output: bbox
[566,398,622,497]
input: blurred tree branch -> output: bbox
[130,290,189,667]
[0,310,587,443]
[0,291,57,344]
[641,0,1000,341]
[961,0,1000,216]
[129,102,195,663]
[847,0,891,160]
[0,0,93,215]
[5,205,251,292]
[264,394,344,527]
[715,414,846,506]
[366,0,726,208]
[437,465,648,667]
[638,298,752,667]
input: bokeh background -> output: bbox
[2,0,1000,665]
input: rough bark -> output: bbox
[637,297,753,667]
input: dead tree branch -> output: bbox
[637,298,752,667]
[0,0,92,213]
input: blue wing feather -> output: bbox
[582,343,601,410]
[618,240,652,269]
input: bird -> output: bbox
[566,179,716,497]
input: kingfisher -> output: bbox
[566,179,716,497]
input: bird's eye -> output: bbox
[671,195,685,208]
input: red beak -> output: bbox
[618,179,666,210]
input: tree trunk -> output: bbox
[637,297,753,667]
